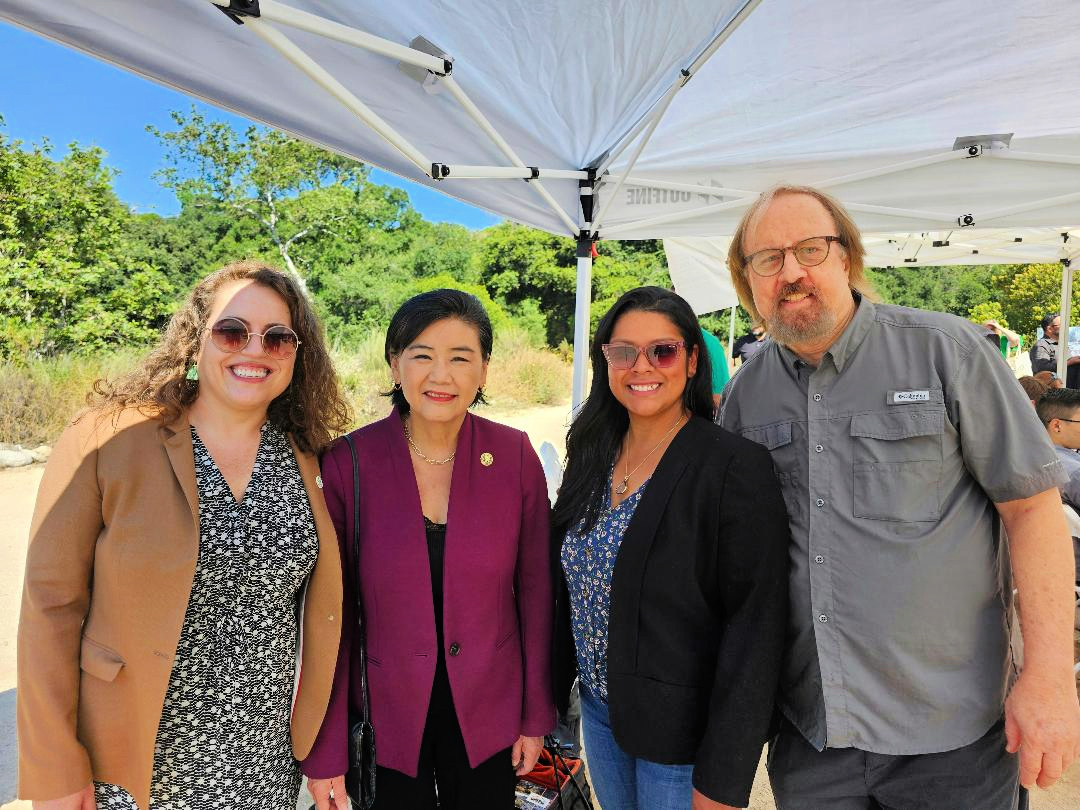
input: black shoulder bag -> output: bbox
[342,433,376,809]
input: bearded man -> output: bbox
[719,186,1080,809]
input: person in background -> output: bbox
[17,261,350,810]
[303,289,554,810]
[731,322,768,366]
[1034,370,1065,390]
[699,325,730,413]
[1036,389,1080,509]
[1034,388,1080,588]
[1030,312,1080,376]
[1018,376,1049,408]
[552,286,789,810]
[722,184,1080,809]
[983,320,1021,354]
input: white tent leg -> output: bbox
[572,241,594,411]
[1059,259,1075,381]
[728,306,737,374]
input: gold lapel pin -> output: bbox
[480,452,494,467]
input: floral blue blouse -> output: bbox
[560,472,649,702]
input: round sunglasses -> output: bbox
[601,341,685,370]
[206,317,301,360]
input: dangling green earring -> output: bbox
[185,365,199,382]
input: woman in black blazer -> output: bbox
[552,287,790,810]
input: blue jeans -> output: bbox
[579,685,695,810]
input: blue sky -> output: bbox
[0,22,499,228]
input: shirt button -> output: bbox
[815,498,825,507]
[818,614,829,623]
[813,393,823,402]
[328,614,335,621]
[814,555,825,564]
[449,642,461,657]
[815,444,824,453]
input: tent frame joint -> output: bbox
[214,0,260,25]
[431,162,450,180]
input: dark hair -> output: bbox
[552,286,713,536]
[90,260,350,454]
[1040,312,1060,332]
[384,288,494,414]
[1036,386,1080,425]
[1018,375,1049,405]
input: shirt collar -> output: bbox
[776,292,875,374]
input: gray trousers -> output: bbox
[768,716,1020,810]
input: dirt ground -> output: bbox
[2,404,1079,809]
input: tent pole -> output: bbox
[728,306,737,374]
[1059,256,1075,381]
[572,176,598,412]
[572,235,594,411]
[242,17,432,175]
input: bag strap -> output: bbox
[342,432,370,725]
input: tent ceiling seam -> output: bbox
[593,0,764,178]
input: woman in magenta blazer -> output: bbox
[302,289,555,810]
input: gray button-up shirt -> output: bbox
[1030,336,1059,374]
[1053,445,1080,508]
[721,296,1066,755]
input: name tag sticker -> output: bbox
[890,389,930,404]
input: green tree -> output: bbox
[477,223,578,345]
[0,123,173,357]
[149,107,369,287]
[966,301,1008,326]
[993,262,1078,339]
[866,265,995,317]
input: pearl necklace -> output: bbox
[403,419,456,465]
[615,413,686,495]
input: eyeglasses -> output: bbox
[601,341,685,370]
[206,317,301,360]
[744,235,843,277]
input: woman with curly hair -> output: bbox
[17,261,351,810]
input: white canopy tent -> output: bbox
[4,0,1080,395]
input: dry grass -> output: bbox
[0,328,570,446]
[0,351,143,447]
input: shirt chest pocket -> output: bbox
[849,407,945,522]
[741,422,801,522]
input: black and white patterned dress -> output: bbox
[95,424,318,809]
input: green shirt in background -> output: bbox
[700,328,730,394]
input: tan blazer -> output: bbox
[17,407,343,808]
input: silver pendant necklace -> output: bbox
[403,419,456,465]
[615,413,686,495]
